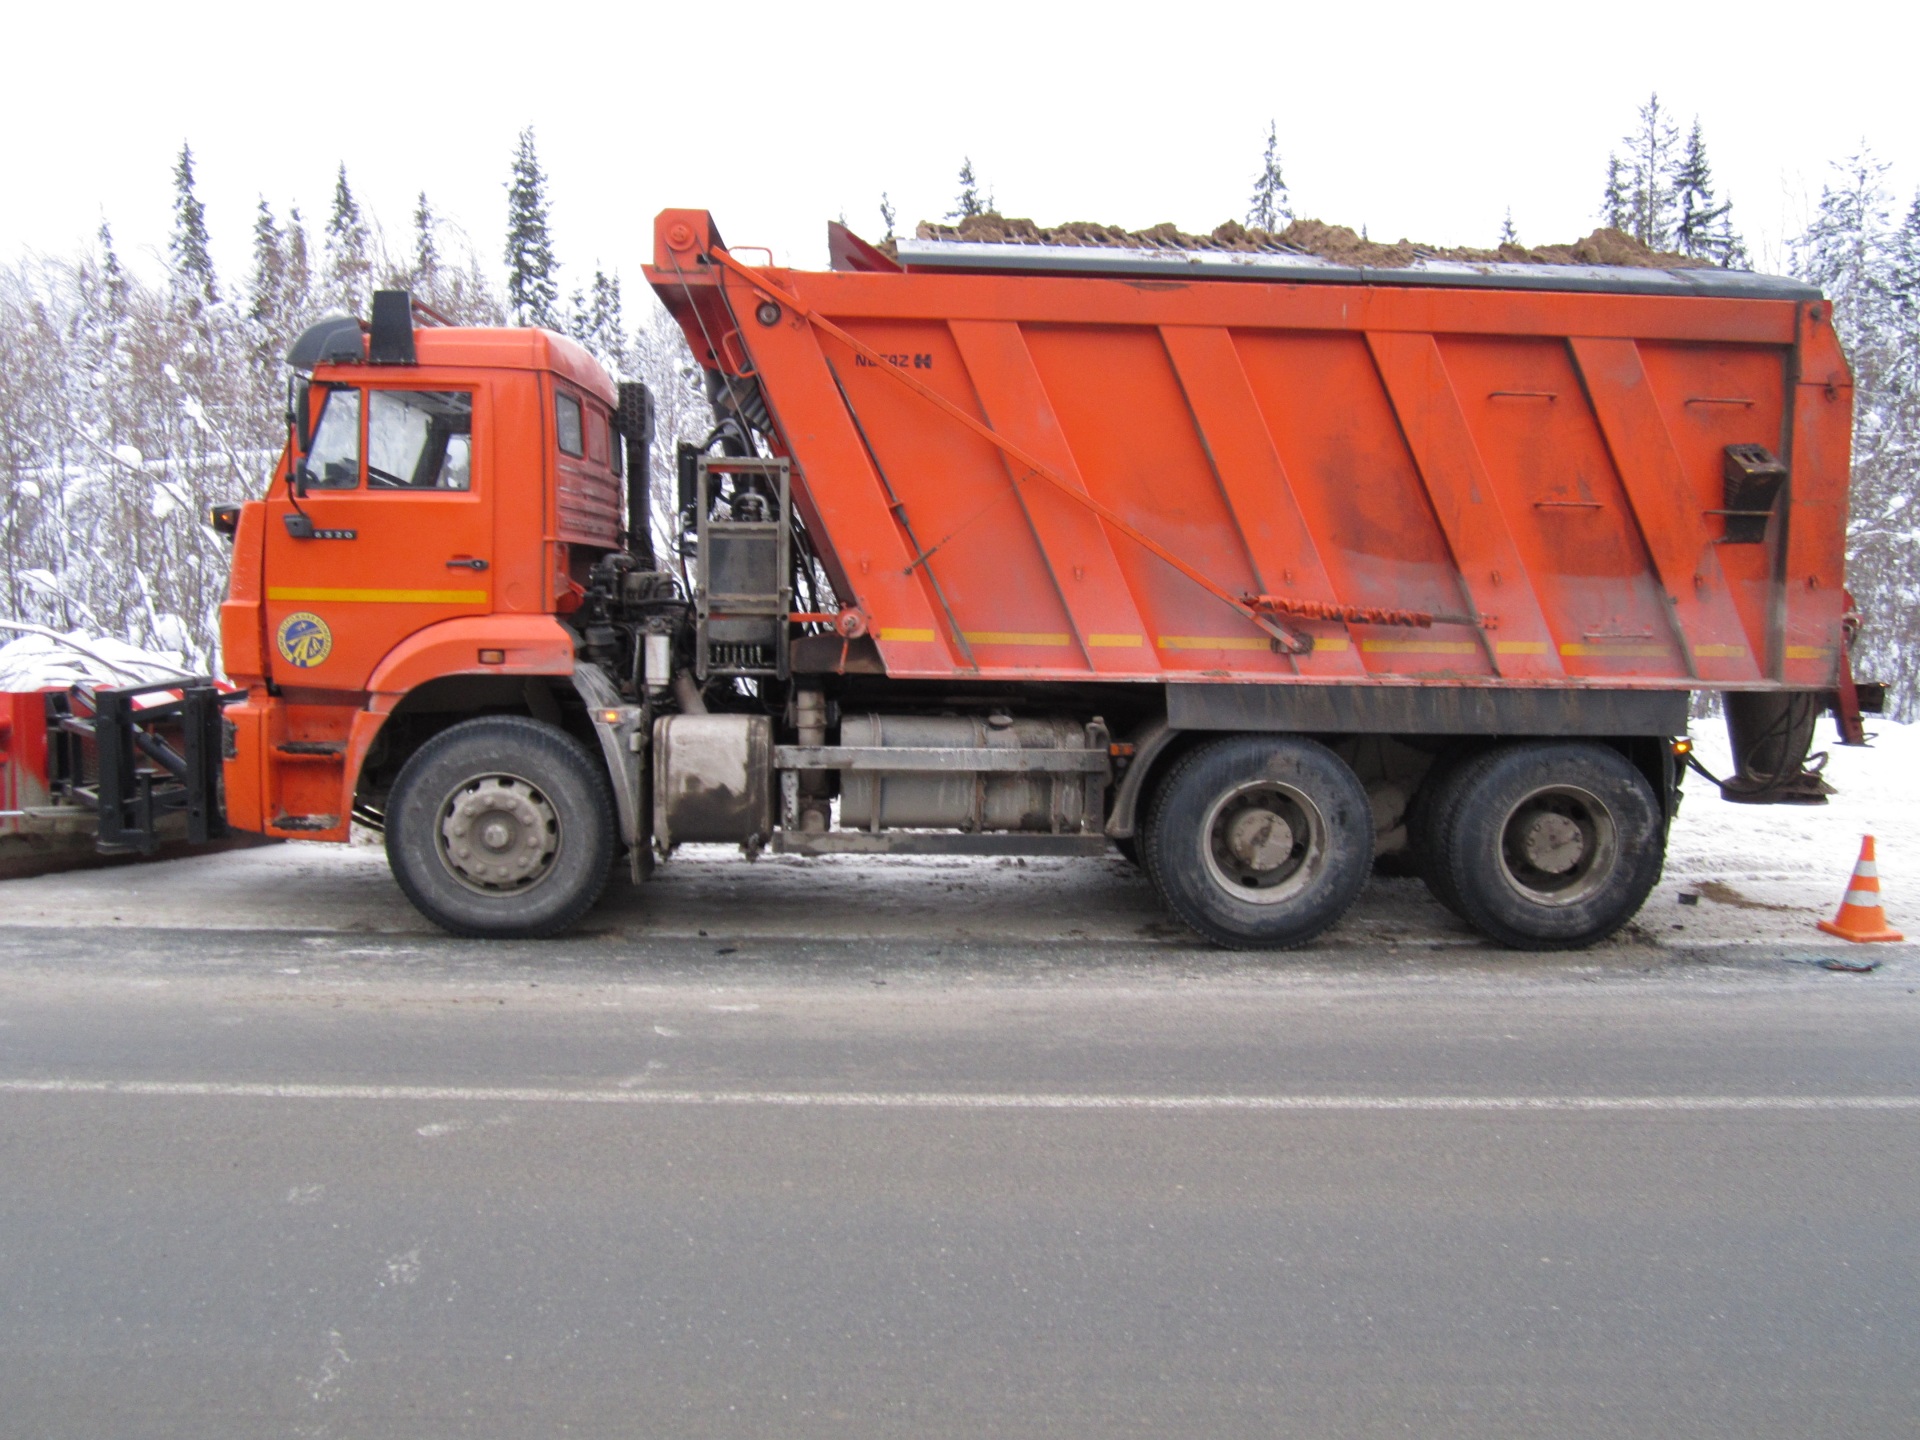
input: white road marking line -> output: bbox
[0,1079,1915,1112]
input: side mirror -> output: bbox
[287,377,313,497]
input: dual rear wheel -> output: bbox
[1142,735,1664,950]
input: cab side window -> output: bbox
[555,390,584,458]
[366,390,474,491]
[304,388,361,489]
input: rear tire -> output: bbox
[385,716,615,939]
[1142,735,1373,949]
[1437,742,1664,950]
[1407,747,1481,919]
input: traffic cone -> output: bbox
[1817,836,1904,943]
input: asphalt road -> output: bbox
[1,858,1917,1437]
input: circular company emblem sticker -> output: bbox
[276,611,333,669]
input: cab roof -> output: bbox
[311,325,616,407]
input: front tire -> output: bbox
[385,716,615,939]
[1142,735,1373,949]
[1436,742,1664,950]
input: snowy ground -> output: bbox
[1658,715,1919,946]
[2,715,1913,955]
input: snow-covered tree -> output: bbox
[411,191,439,289]
[1499,208,1519,247]
[284,204,312,318]
[245,198,293,389]
[1247,121,1292,233]
[505,127,561,329]
[569,267,627,376]
[1793,149,1920,715]
[948,158,991,221]
[168,143,218,318]
[879,192,897,244]
[323,164,372,316]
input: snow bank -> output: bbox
[0,622,192,691]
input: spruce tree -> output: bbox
[1499,208,1519,247]
[948,158,990,221]
[323,164,372,315]
[1620,94,1681,248]
[412,191,439,288]
[169,142,218,316]
[97,221,129,323]
[1246,121,1291,233]
[248,198,287,329]
[1889,192,1920,326]
[1671,118,1745,265]
[504,126,561,329]
[574,268,626,374]
[285,204,312,315]
[879,192,897,243]
[1601,154,1631,231]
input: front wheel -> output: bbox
[1436,742,1664,950]
[385,716,615,938]
[1142,735,1373,949]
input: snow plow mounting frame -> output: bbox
[45,681,231,854]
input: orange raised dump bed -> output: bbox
[648,209,1852,702]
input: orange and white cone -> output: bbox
[1817,835,1904,943]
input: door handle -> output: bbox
[446,557,489,571]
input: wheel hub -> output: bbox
[1202,782,1323,904]
[1225,808,1295,871]
[438,776,559,893]
[1497,785,1616,906]
[1518,811,1585,874]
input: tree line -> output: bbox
[0,128,703,667]
[1,113,1917,718]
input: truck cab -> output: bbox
[219,298,643,876]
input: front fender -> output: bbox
[340,615,579,813]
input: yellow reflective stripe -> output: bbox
[1560,642,1668,657]
[962,631,1071,646]
[1312,637,1350,651]
[1785,645,1833,660]
[1361,639,1478,654]
[268,586,487,605]
[1694,644,1748,658]
[1086,633,1143,647]
[1494,640,1549,655]
[878,627,936,642]
[1158,635,1269,651]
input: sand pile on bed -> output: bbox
[908,214,1712,270]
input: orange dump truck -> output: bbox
[21,212,1877,948]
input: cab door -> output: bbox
[263,382,494,692]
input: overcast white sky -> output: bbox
[4,0,1913,297]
